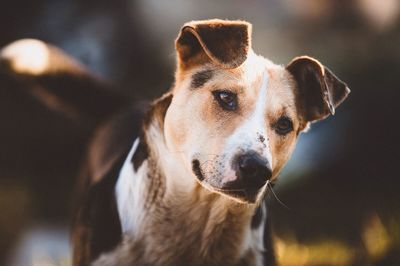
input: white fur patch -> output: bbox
[241,204,267,266]
[115,138,147,236]
[222,71,273,178]
[252,204,267,265]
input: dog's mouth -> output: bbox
[192,159,205,182]
[191,159,259,203]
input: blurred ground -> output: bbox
[0,0,400,265]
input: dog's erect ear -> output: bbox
[287,56,350,122]
[175,19,252,70]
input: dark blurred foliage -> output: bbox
[0,0,400,265]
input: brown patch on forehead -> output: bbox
[191,69,214,88]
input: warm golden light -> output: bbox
[362,214,391,260]
[275,235,354,266]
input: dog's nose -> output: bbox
[221,151,272,202]
[237,152,272,190]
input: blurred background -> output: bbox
[0,0,399,265]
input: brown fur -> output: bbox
[176,19,251,71]
[91,85,261,265]
[72,19,350,266]
[191,69,214,88]
[287,56,350,122]
[94,182,255,266]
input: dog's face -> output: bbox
[164,20,349,203]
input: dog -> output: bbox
[0,19,350,266]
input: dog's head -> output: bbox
[163,19,350,203]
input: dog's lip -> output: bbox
[191,159,257,203]
[222,190,257,203]
[192,159,205,181]
[226,188,260,203]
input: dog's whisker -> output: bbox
[266,181,290,210]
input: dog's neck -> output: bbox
[110,94,265,266]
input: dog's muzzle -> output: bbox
[224,151,272,202]
[192,151,271,203]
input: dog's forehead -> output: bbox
[183,50,297,114]
[208,52,276,86]
[202,52,293,98]
[239,51,277,83]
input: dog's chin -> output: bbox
[191,159,258,204]
[217,189,258,204]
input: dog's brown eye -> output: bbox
[274,116,293,135]
[213,90,237,111]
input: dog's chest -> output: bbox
[93,204,265,266]
[97,139,266,266]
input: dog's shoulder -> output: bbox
[86,104,147,184]
[72,104,147,266]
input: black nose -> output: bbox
[236,152,272,190]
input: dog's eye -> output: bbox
[274,116,293,135]
[213,90,237,111]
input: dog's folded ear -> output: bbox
[175,19,252,70]
[286,56,350,122]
